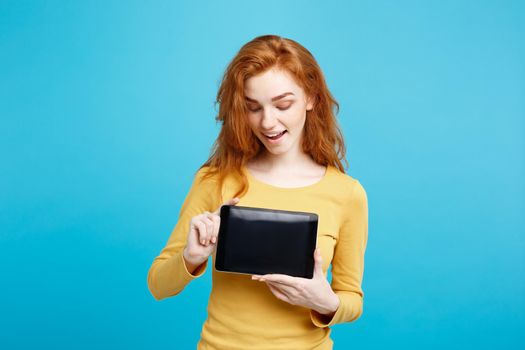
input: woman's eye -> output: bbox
[247,104,292,112]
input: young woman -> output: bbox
[147,34,368,350]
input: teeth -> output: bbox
[264,131,285,137]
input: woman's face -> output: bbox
[244,67,313,157]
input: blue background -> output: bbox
[1,0,524,349]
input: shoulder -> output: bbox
[186,165,221,196]
[183,166,223,210]
[193,165,219,183]
[329,166,367,205]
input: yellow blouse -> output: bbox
[147,164,368,350]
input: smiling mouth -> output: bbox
[264,130,287,140]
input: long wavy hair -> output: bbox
[197,34,349,201]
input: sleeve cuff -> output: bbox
[310,292,364,327]
[179,250,208,280]
[310,294,343,328]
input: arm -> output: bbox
[146,167,217,301]
[310,179,369,327]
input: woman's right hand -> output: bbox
[183,197,240,268]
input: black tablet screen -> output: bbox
[215,205,318,278]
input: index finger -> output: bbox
[254,274,303,286]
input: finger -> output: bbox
[202,215,214,245]
[266,282,290,303]
[314,248,324,276]
[265,281,294,294]
[196,215,214,245]
[207,213,220,244]
[194,220,208,245]
[253,275,299,297]
[258,274,300,286]
[213,197,240,215]
[202,211,217,244]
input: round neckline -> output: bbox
[243,164,332,191]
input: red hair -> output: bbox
[197,34,349,200]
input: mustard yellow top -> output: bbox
[147,164,369,350]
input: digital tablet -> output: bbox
[215,205,318,278]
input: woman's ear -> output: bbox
[306,95,314,111]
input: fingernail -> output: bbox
[211,237,216,243]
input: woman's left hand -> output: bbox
[251,248,340,315]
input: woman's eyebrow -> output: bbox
[245,92,295,102]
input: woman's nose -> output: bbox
[261,108,278,129]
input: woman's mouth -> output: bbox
[263,130,287,144]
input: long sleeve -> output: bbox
[310,179,369,327]
[147,166,218,301]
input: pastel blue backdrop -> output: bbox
[1,1,523,349]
